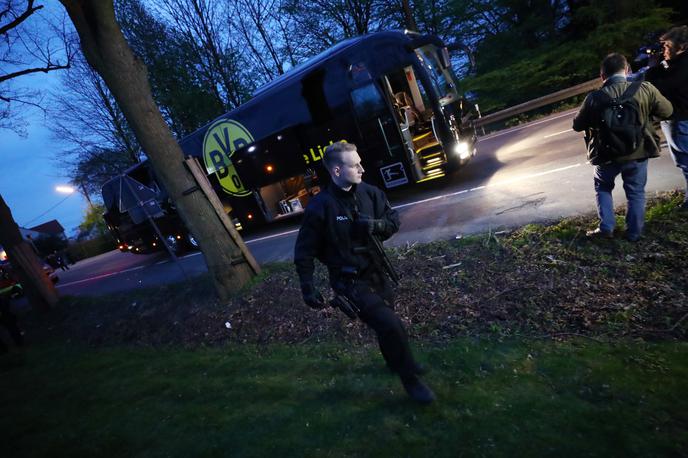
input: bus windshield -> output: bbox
[415,45,459,105]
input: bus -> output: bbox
[103,30,476,253]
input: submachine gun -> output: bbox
[351,223,401,286]
[331,232,401,320]
[368,232,400,285]
[330,295,360,320]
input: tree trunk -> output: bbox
[0,194,57,311]
[59,0,256,300]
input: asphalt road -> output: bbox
[56,109,685,296]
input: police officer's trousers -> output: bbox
[334,272,417,379]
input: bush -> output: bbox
[66,234,116,262]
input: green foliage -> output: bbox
[66,235,116,263]
[1,339,686,456]
[116,0,227,138]
[32,234,68,257]
[78,204,109,239]
[463,3,673,112]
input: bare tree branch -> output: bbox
[0,61,70,83]
[1,1,74,135]
[0,0,43,35]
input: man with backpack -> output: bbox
[573,53,673,241]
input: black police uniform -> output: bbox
[294,181,419,379]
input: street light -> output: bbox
[55,185,76,194]
[56,183,94,209]
[23,184,81,227]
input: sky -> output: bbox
[1,3,88,236]
[0,77,88,236]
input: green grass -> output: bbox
[5,193,687,456]
[2,339,686,457]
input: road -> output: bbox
[56,109,685,296]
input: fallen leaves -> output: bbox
[24,193,688,347]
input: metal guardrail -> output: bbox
[473,78,600,128]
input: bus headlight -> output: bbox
[454,141,470,160]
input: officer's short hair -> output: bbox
[601,53,628,78]
[323,142,357,172]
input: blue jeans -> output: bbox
[661,120,688,200]
[594,160,648,238]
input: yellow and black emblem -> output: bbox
[202,119,253,197]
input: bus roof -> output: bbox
[179,31,439,146]
[252,30,416,97]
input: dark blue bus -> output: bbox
[104,30,476,252]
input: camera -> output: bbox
[635,43,662,66]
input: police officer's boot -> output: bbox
[401,375,435,404]
[388,361,428,375]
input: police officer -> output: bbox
[294,142,435,404]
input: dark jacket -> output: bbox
[294,181,400,289]
[572,75,673,164]
[645,51,688,120]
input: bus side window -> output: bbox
[350,84,386,121]
[302,69,332,124]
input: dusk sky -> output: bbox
[1,3,88,236]
[1,71,88,236]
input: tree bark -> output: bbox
[59,0,256,300]
[0,194,57,311]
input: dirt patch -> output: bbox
[20,192,688,348]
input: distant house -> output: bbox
[19,227,43,240]
[28,220,66,239]
[1,220,67,261]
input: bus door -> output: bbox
[349,82,410,189]
[382,64,449,182]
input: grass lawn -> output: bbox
[2,338,686,457]
[3,192,688,457]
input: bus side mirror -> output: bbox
[439,47,451,69]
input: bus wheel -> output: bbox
[164,235,183,255]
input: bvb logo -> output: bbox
[202,119,254,197]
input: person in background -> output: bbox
[573,53,672,241]
[645,25,688,209]
[55,251,70,271]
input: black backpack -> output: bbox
[594,82,646,159]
